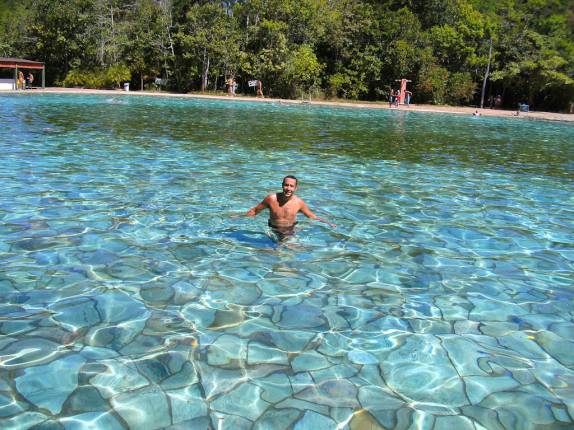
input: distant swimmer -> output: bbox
[246,175,336,240]
[473,109,481,116]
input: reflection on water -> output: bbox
[0,93,573,429]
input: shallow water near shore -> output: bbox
[1,93,573,429]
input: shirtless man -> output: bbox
[246,176,335,239]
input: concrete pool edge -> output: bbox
[5,87,574,123]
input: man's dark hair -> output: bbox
[283,175,298,186]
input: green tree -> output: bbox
[125,0,166,90]
[284,44,323,98]
[176,2,236,92]
[27,0,93,83]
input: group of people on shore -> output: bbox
[388,89,412,107]
[16,71,34,90]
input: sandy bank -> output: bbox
[11,87,574,123]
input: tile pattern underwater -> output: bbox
[0,94,573,429]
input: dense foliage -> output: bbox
[1,0,573,110]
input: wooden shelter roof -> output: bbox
[0,58,45,70]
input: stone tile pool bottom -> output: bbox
[0,94,573,429]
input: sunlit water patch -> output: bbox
[1,93,573,429]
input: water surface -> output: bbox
[1,93,573,429]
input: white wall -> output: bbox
[0,79,16,90]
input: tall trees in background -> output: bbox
[0,0,572,111]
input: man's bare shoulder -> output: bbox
[292,195,306,207]
[264,193,277,203]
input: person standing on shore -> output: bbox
[405,90,412,106]
[388,89,395,108]
[18,71,24,90]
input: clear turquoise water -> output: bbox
[1,93,573,429]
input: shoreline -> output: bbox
[6,87,574,123]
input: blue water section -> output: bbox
[0,93,573,429]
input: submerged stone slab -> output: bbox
[317,332,350,358]
[454,320,481,335]
[253,408,301,430]
[208,334,248,366]
[119,334,165,356]
[253,372,293,403]
[330,407,354,427]
[535,331,574,367]
[381,334,467,406]
[275,397,329,416]
[358,385,405,411]
[210,382,269,422]
[2,411,48,429]
[248,341,288,365]
[209,309,246,330]
[134,356,171,384]
[77,346,119,360]
[211,412,252,430]
[140,283,175,305]
[498,332,548,360]
[163,416,210,430]
[440,336,489,377]
[348,350,379,365]
[111,385,171,430]
[461,405,505,430]
[311,363,358,383]
[60,412,124,430]
[15,353,86,414]
[357,364,386,387]
[170,280,203,305]
[196,363,245,399]
[289,372,314,394]
[296,379,359,408]
[94,290,149,324]
[293,410,336,430]
[268,330,317,353]
[181,304,216,329]
[161,362,198,390]
[465,375,520,405]
[468,296,528,322]
[480,390,556,429]
[91,359,149,399]
[50,297,101,331]
[479,322,520,338]
[85,316,147,351]
[434,415,475,430]
[349,409,386,430]
[277,303,326,329]
[0,338,63,369]
[291,351,330,372]
[409,319,452,334]
[65,386,109,414]
[0,392,29,417]
[166,384,207,425]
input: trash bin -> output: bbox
[123,82,130,92]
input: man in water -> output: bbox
[246,176,335,239]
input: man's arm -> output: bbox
[246,198,268,217]
[299,200,336,228]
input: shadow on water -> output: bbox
[216,228,277,248]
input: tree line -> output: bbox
[1,0,573,111]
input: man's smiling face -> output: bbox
[282,177,297,198]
